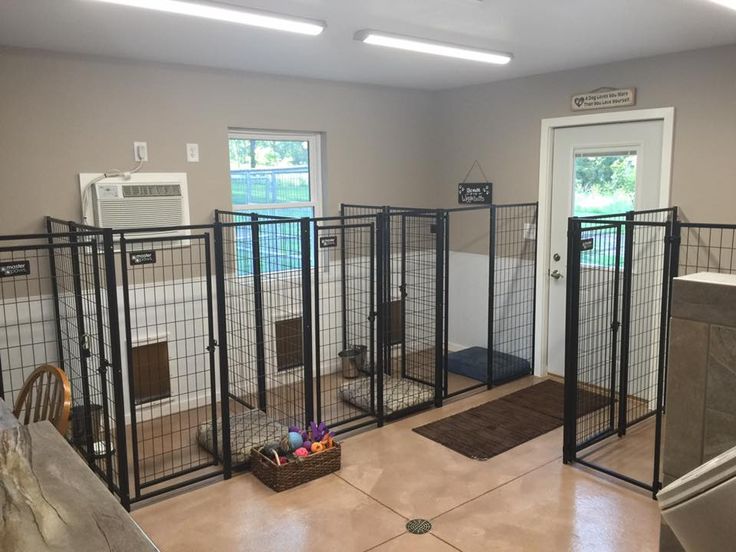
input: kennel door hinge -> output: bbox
[399,284,408,298]
[368,311,377,323]
[206,340,218,352]
[610,320,621,332]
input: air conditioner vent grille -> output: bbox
[98,198,183,230]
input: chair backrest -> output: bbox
[13,364,71,435]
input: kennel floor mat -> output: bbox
[197,409,288,465]
[339,376,434,416]
[447,347,531,384]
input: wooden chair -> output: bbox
[13,364,71,435]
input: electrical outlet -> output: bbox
[186,143,199,163]
[134,141,148,162]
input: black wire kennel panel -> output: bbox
[564,212,675,495]
[442,207,491,397]
[622,209,675,428]
[47,219,129,504]
[217,217,312,469]
[0,225,129,505]
[385,211,444,415]
[491,204,538,382]
[314,221,376,428]
[119,231,220,501]
[565,219,624,452]
[0,235,71,409]
[677,223,736,276]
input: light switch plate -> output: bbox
[186,143,199,163]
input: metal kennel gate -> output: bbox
[342,203,538,404]
[118,229,222,502]
[0,221,130,508]
[314,218,378,428]
[563,208,677,496]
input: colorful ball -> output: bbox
[287,431,304,451]
[303,440,313,451]
[310,442,324,454]
[294,447,309,457]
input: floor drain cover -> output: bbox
[406,519,432,534]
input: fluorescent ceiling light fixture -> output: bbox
[91,0,326,35]
[709,0,736,10]
[354,30,511,65]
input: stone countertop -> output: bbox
[672,272,736,327]
[675,272,736,286]
[0,420,158,551]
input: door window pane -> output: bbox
[574,152,636,268]
[573,152,636,218]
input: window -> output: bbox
[573,151,636,218]
[228,131,322,274]
[573,150,637,268]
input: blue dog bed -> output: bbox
[447,347,531,384]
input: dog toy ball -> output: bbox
[287,431,304,451]
[294,447,309,458]
[311,442,325,453]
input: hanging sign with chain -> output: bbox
[458,160,493,205]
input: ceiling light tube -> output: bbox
[354,30,511,65]
[709,0,736,10]
[91,0,326,36]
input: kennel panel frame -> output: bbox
[313,220,378,430]
[563,210,677,497]
[118,230,221,502]
[1,222,131,509]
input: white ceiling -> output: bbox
[2,0,736,90]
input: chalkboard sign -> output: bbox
[0,261,31,278]
[319,236,338,249]
[458,182,492,205]
[130,250,157,266]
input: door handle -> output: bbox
[550,269,564,280]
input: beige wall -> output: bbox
[0,48,439,234]
[2,44,736,237]
[434,44,736,225]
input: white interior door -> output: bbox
[546,120,664,376]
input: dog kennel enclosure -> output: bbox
[563,207,736,496]
[0,202,538,509]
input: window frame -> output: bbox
[228,130,323,218]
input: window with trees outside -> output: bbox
[573,150,637,268]
[228,132,322,275]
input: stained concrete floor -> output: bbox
[132,376,661,552]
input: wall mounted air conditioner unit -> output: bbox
[79,173,190,239]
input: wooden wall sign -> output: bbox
[571,88,636,111]
[458,182,493,205]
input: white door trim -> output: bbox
[534,107,675,377]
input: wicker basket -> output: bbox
[251,443,341,492]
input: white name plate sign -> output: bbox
[571,88,636,111]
